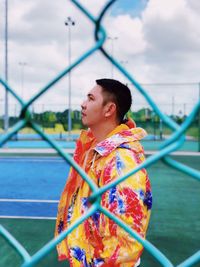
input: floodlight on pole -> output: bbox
[120,60,128,83]
[120,60,128,65]
[108,36,118,78]
[0,98,3,117]
[65,17,75,140]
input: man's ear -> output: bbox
[104,102,116,118]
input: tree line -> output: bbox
[0,107,196,131]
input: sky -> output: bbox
[0,0,200,116]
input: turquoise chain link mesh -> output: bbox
[0,1,200,266]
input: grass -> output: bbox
[0,122,199,139]
[186,127,199,139]
[0,125,81,135]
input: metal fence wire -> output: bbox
[0,1,200,267]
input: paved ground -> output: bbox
[0,147,199,156]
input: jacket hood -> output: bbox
[78,118,147,157]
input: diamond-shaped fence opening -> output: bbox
[0,1,200,267]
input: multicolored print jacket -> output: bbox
[55,120,152,267]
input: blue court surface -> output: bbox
[0,155,199,220]
[2,140,76,149]
[0,157,70,218]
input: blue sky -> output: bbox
[111,0,149,17]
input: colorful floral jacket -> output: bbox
[55,120,152,267]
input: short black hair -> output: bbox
[96,78,132,123]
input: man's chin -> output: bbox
[81,119,88,127]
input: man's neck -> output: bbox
[90,120,119,143]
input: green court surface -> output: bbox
[0,155,200,267]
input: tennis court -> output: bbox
[0,154,199,267]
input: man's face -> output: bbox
[81,85,106,127]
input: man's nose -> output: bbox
[81,100,86,110]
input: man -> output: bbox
[55,79,152,267]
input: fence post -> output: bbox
[4,0,9,132]
[198,83,200,152]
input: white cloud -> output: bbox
[104,14,146,57]
[0,0,199,117]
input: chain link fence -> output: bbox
[0,1,200,266]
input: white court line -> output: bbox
[0,199,59,203]
[0,158,65,162]
[0,215,56,220]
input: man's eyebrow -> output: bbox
[87,93,94,98]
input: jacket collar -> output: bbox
[94,124,147,156]
[79,119,147,157]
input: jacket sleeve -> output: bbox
[96,147,152,266]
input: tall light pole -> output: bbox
[65,17,75,140]
[0,98,3,119]
[4,0,9,132]
[108,36,118,78]
[18,62,27,100]
[172,96,175,117]
[120,60,128,83]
